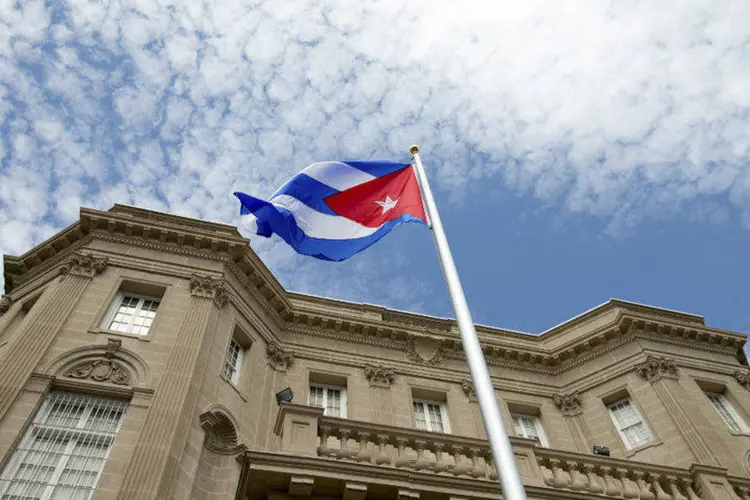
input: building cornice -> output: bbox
[3,205,746,377]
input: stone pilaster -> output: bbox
[553,392,594,453]
[0,252,107,422]
[635,355,743,475]
[117,275,228,499]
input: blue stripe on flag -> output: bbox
[341,161,409,178]
[271,173,340,216]
[269,204,425,261]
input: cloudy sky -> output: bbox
[1,0,749,337]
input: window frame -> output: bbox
[607,397,654,450]
[706,392,750,434]
[222,338,244,386]
[510,412,549,447]
[308,384,347,418]
[412,399,451,433]
[100,292,161,337]
[0,391,127,500]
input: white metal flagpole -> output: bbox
[409,145,528,500]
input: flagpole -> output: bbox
[409,145,528,500]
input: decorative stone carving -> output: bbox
[199,407,244,455]
[0,295,12,315]
[189,274,229,309]
[635,355,679,382]
[553,392,583,417]
[63,339,131,385]
[406,334,449,366]
[735,370,750,391]
[267,341,294,371]
[460,379,476,400]
[60,253,108,279]
[364,364,395,387]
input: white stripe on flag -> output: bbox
[271,195,379,240]
[301,161,376,192]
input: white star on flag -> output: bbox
[375,195,399,214]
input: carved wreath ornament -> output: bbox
[64,339,132,386]
[66,360,131,385]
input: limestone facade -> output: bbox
[0,204,749,500]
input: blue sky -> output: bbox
[1,0,749,338]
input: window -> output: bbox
[413,400,450,433]
[706,392,749,434]
[608,397,653,449]
[222,339,244,385]
[0,391,127,500]
[511,413,549,447]
[309,385,347,417]
[103,293,160,336]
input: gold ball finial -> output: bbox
[409,144,420,155]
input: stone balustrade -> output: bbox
[317,415,502,480]
[535,448,701,499]
[273,403,747,500]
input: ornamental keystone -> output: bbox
[267,341,294,371]
[189,274,229,309]
[553,392,582,417]
[364,364,395,388]
[635,355,679,382]
[60,252,108,279]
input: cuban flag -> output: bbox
[234,161,427,262]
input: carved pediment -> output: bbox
[735,370,750,391]
[0,295,11,315]
[364,364,395,388]
[406,334,449,366]
[60,253,108,279]
[267,342,294,371]
[553,392,582,417]
[460,379,476,401]
[635,355,679,383]
[190,274,229,309]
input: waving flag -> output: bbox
[234,161,427,261]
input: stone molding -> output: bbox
[4,207,745,379]
[735,370,750,391]
[189,274,229,309]
[64,339,131,386]
[552,392,583,417]
[364,364,395,388]
[635,355,679,383]
[0,295,11,315]
[406,334,449,366]
[60,252,108,279]
[267,341,294,371]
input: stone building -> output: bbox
[1,204,750,500]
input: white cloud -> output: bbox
[1,0,749,309]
